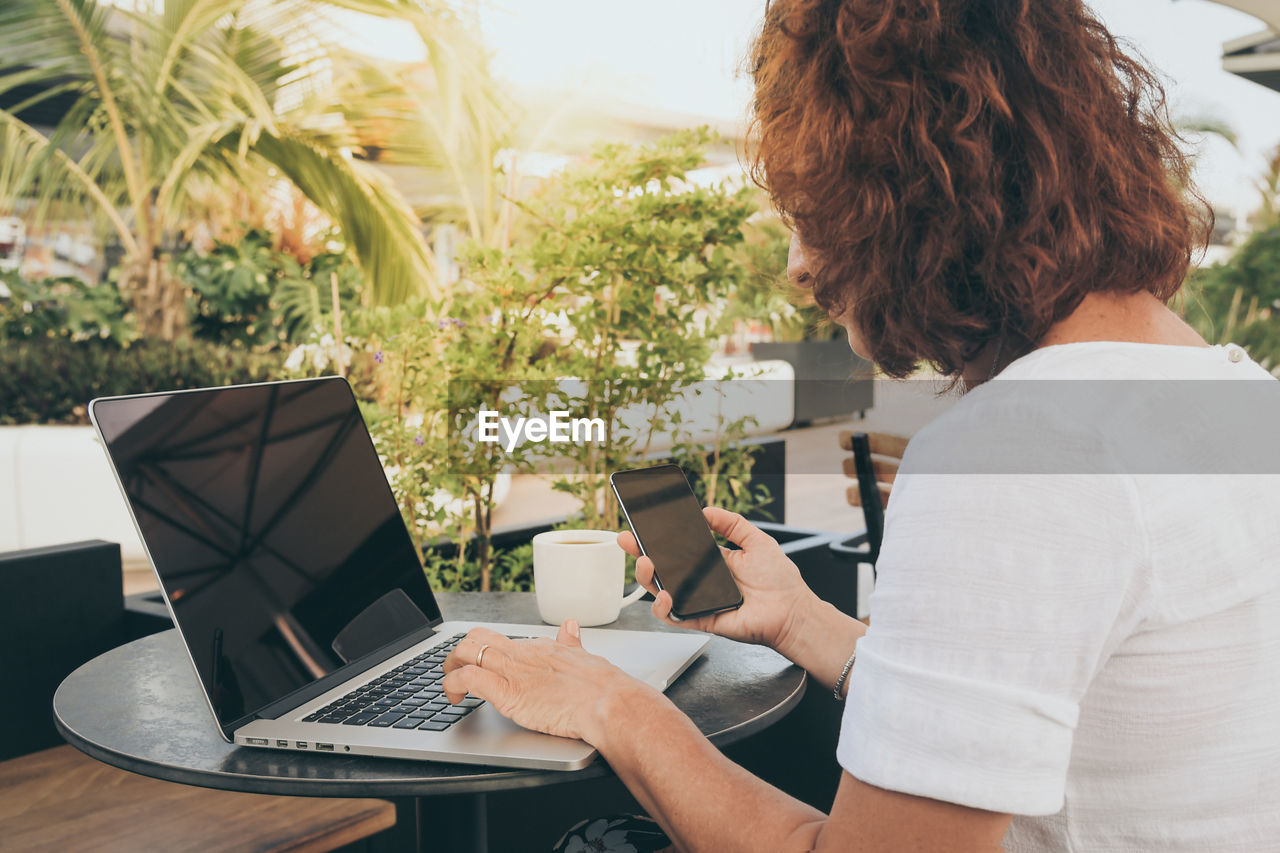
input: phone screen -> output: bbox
[610,464,743,619]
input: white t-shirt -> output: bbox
[836,342,1280,851]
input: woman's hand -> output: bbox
[440,622,664,747]
[620,507,816,653]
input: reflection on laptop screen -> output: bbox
[93,378,442,729]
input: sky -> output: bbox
[338,0,1280,217]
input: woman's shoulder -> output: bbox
[901,377,1103,478]
[997,340,1271,380]
[902,342,1276,478]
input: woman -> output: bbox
[444,1,1280,850]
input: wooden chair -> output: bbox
[831,431,910,575]
[0,540,396,852]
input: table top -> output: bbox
[54,592,805,797]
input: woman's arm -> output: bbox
[595,681,826,852]
[597,673,1009,852]
[442,624,1011,852]
[773,594,866,696]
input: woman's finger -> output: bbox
[616,530,640,557]
[443,628,515,675]
[650,588,674,621]
[718,544,744,570]
[635,556,659,594]
[652,590,709,632]
[703,507,773,550]
[441,664,507,706]
[557,619,583,648]
[651,589,720,634]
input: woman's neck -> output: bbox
[961,290,1208,386]
[1038,290,1207,350]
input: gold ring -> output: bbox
[476,643,490,668]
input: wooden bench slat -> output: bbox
[0,745,396,853]
[867,433,909,458]
[871,456,898,483]
[845,483,891,508]
[837,430,910,459]
[840,455,899,485]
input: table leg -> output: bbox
[386,793,489,853]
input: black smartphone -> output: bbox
[610,464,743,620]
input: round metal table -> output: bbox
[54,592,805,852]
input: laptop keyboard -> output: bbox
[303,633,505,733]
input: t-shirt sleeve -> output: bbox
[836,432,1151,814]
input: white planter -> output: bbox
[0,425,147,562]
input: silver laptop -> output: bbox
[89,377,707,771]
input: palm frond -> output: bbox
[152,0,248,97]
[0,111,136,252]
[0,0,94,91]
[1176,115,1240,150]
[250,130,437,303]
[329,17,514,242]
[48,0,150,230]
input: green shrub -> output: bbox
[1,272,137,346]
[175,229,362,347]
[1184,224,1280,373]
[366,129,768,592]
[0,338,279,425]
[423,542,535,594]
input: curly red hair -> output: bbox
[749,0,1211,378]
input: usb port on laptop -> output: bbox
[316,743,334,752]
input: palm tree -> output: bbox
[0,0,489,338]
[336,35,515,276]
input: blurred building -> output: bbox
[1211,1,1280,93]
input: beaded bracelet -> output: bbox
[833,643,858,700]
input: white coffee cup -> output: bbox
[532,529,647,627]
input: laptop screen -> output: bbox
[91,378,443,734]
